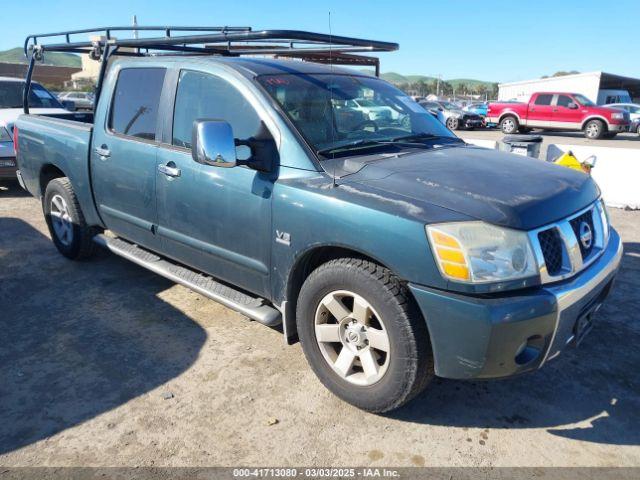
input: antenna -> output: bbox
[329,11,337,189]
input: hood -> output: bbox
[339,146,600,230]
[594,105,627,117]
[0,108,70,125]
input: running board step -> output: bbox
[93,234,281,327]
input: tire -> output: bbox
[584,119,605,139]
[43,177,98,260]
[499,115,519,134]
[446,117,459,130]
[296,258,434,413]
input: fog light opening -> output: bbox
[515,335,544,365]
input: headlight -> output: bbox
[597,199,610,243]
[426,222,538,283]
[611,112,624,120]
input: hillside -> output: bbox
[0,47,81,68]
[378,71,494,88]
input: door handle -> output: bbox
[94,145,111,159]
[158,163,181,178]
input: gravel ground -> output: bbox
[1,179,639,468]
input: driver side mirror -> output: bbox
[568,102,578,109]
[191,120,237,168]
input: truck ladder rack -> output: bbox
[22,25,397,113]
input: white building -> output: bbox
[498,71,640,104]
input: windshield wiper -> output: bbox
[317,138,431,156]
[390,133,463,143]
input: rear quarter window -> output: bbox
[109,68,166,140]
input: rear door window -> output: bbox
[534,94,553,106]
[109,68,166,140]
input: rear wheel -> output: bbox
[500,115,519,134]
[43,177,98,260]
[297,258,434,413]
[584,119,606,139]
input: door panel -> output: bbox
[91,67,166,250]
[91,137,159,248]
[527,93,555,127]
[155,69,276,297]
[553,94,582,127]
[156,149,273,296]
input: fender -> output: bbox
[498,110,522,123]
[581,115,611,130]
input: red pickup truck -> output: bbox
[487,92,630,139]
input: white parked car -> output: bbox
[0,77,71,126]
[0,77,73,180]
[58,91,95,111]
[604,103,640,135]
[344,98,397,122]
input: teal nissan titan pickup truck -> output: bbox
[14,27,622,412]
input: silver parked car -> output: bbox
[57,91,94,111]
[419,100,483,130]
[604,103,640,135]
[0,122,16,181]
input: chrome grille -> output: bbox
[529,201,609,284]
[537,228,563,276]
[569,210,596,258]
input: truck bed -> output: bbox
[15,113,103,226]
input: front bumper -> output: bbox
[409,228,623,379]
[608,123,629,133]
[462,115,483,128]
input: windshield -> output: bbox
[574,94,595,107]
[439,101,460,110]
[258,73,456,156]
[0,81,64,109]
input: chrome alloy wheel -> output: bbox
[50,194,73,246]
[502,117,516,133]
[314,290,390,386]
[586,122,601,138]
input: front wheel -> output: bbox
[43,177,98,259]
[584,119,606,139]
[446,117,460,130]
[297,258,434,413]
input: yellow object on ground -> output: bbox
[553,150,594,174]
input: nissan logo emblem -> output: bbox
[579,221,593,249]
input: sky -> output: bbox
[2,0,638,83]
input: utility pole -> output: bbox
[132,15,139,39]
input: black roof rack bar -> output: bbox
[24,28,398,57]
[24,26,252,56]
